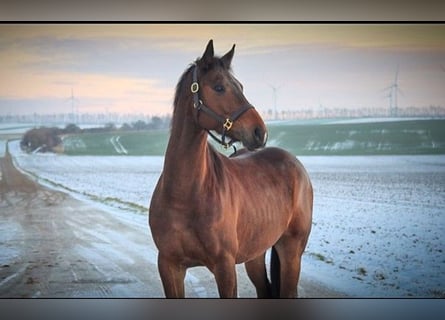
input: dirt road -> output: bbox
[0,145,344,298]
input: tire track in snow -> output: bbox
[110,136,128,155]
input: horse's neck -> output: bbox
[162,109,214,198]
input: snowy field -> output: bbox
[7,140,445,297]
[0,140,6,157]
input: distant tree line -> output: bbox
[120,116,167,131]
[20,117,169,153]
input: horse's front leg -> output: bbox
[158,253,186,298]
[212,256,238,298]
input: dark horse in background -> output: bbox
[149,40,313,298]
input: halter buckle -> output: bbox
[223,118,233,131]
[191,82,199,93]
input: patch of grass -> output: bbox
[309,252,334,265]
[102,196,148,213]
[84,194,147,214]
[357,267,368,276]
[429,289,445,298]
[374,272,386,281]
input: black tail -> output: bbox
[270,246,280,298]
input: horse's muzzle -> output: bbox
[243,125,268,151]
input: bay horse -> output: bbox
[149,40,313,298]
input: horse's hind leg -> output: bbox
[274,234,308,298]
[275,172,313,298]
[244,252,271,298]
[158,253,186,298]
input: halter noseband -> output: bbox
[191,63,253,148]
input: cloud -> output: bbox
[5,24,443,57]
[1,24,444,116]
[0,65,172,114]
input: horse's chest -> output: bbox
[151,206,233,264]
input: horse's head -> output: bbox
[192,40,267,151]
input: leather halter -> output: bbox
[191,63,253,148]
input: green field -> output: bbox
[62,119,445,156]
[63,129,169,156]
[267,119,445,156]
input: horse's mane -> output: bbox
[172,62,196,115]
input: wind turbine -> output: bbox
[392,67,400,117]
[268,84,283,120]
[66,88,80,124]
[382,66,403,117]
[384,90,393,116]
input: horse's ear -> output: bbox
[201,39,214,66]
[221,44,235,69]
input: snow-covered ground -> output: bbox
[7,140,445,297]
[301,155,445,297]
[0,141,6,157]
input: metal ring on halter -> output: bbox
[191,82,199,93]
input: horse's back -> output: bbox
[232,146,310,180]
[232,146,296,161]
[234,146,313,219]
[231,146,312,215]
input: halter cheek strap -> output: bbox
[191,64,253,148]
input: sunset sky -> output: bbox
[1,24,444,117]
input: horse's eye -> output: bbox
[213,85,225,93]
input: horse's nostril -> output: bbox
[254,127,266,146]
